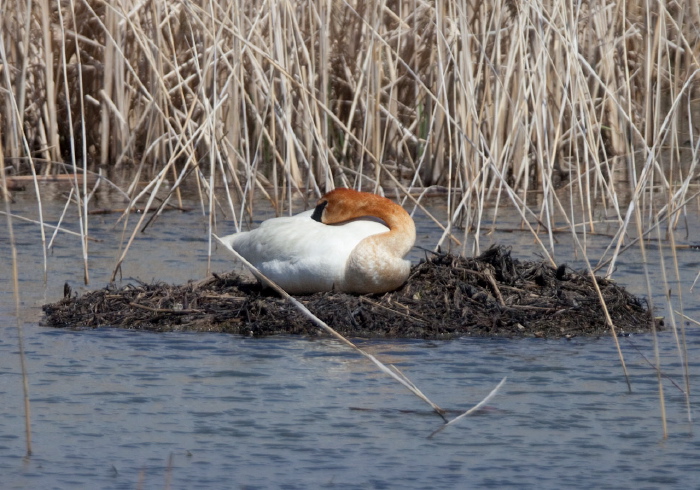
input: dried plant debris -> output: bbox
[43,246,658,339]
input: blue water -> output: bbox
[1,191,699,489]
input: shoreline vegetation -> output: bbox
[2,1,698,230]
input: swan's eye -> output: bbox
[311,200,328,222]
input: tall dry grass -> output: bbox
[1,1,697,212]
[1,0,699,433]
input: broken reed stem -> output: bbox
[675,311,700,328]
[626,334,688,395]
[428,377,508,438]
[0,210,101,241]
[548,180,633,392]
[212,234,447,420]
[215,235,510,433]
[664,207,693,424]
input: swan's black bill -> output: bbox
[311,200,328,222]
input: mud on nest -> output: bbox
[43,246,658,339]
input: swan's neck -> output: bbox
[373,204,416,257]
[323,191,416,252]
[340,194,416,293]
[343,235,413,293]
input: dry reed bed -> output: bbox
[2,1,699,217]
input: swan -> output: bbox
[216,188,416,294]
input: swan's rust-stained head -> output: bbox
[310,188,416,293]
[311,188,403,225]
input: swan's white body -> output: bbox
[217,188,416,294]
[218,210,389,293]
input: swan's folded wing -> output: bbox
[214,216,388,293]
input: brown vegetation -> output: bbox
[2,1,699,191]
[42,246,656,339]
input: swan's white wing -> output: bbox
[218,212,388,293]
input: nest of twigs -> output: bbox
[42,246,658,339]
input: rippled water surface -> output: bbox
[2,192,699,489]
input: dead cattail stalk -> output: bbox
[213,233,448,420]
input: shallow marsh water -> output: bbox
[2,190,700,489]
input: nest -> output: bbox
[42,246,658,339]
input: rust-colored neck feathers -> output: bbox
[315,188,416,291]
[315,188,414,238]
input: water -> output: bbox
[1,190,699,489]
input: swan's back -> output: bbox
[220,210,389,293]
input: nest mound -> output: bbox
[42,246,657,339]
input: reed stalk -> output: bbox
[1,136,32,457]
[214,234,448,419]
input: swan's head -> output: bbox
[311,188,376,225]
[311,188,416,265]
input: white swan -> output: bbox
[216,188,416,294]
